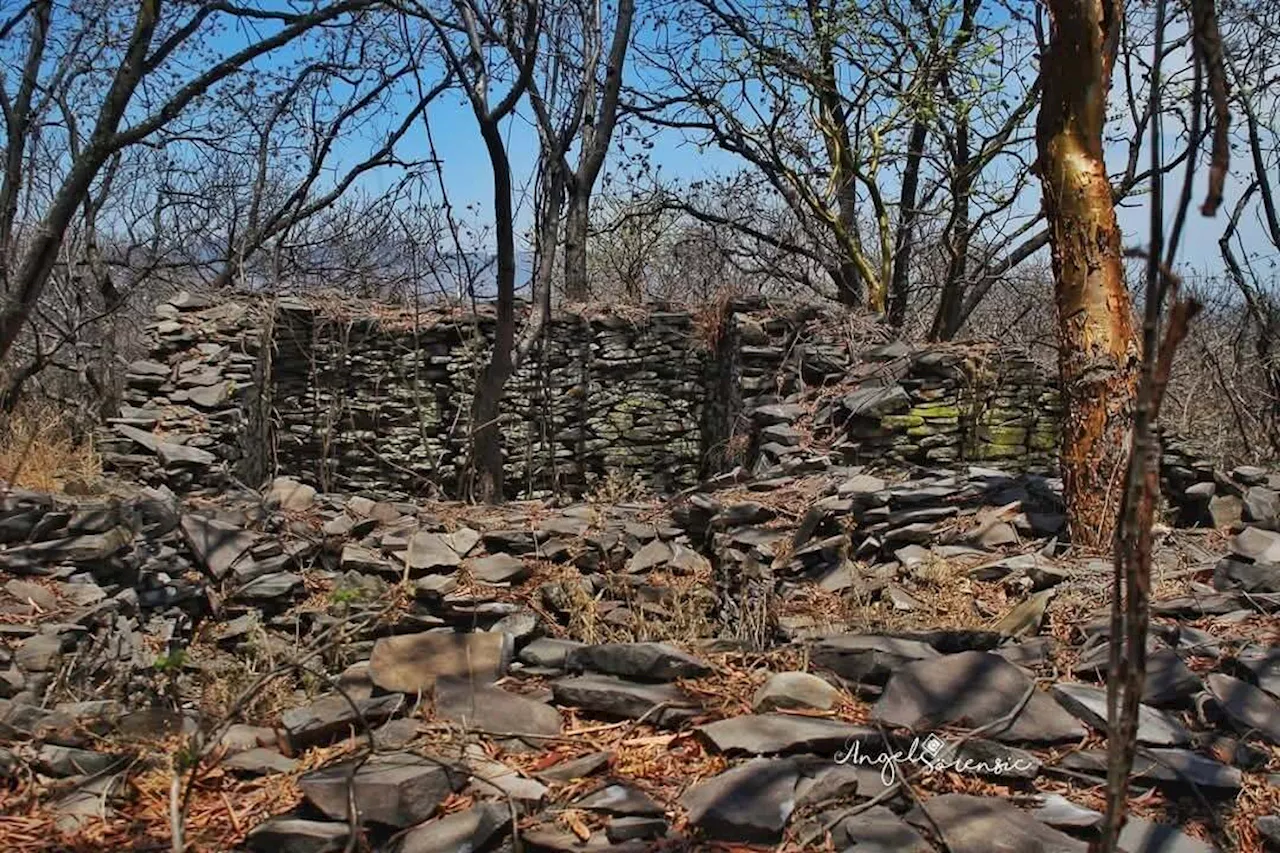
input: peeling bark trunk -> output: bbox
[1036,0,1139,550]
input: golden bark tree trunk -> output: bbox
[1036,0,1139,550]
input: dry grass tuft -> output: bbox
[0,402,101,493]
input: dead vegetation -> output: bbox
[0,403,101,494]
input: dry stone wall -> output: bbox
[99,293,1072,499]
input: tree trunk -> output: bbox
[563,188,590,301]
[469,121,519,504]
[930,114,973,342]
[1036,0,1138,549]
[888,118,928,328]
[833,260,861,307]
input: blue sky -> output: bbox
[211,3,1274,289]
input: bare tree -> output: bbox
[634,0,1046,316]
[1216,0,1280,451]
[0,0,383,371]
[560,0,635,301]
[410,0,539,502]
[205,24,454,291]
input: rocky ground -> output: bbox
[1,460,1279,852]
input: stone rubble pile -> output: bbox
[94,292,264,494]
[3,461,1278,851]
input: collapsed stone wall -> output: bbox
[827,344,1061,472]
[98,292,1072,499]
[268,301,708,498]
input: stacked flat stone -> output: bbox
[101,292,1224,508]
[94,292,262,493]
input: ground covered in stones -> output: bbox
[2,463,1279,852]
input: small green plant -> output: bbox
[329,586,364,605]
[154,649,187,671]
[172,739,200,772]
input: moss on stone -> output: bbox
[975,442,1025,460]
[981,426,1028,446]
[1029,430,1059,451]
[910,404,961,419]
[881,414,925,429]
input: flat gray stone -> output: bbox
[1238,645,1280,698]
[1214,557,1280,593]
[519,637,585,669]
[401,531,461,572]
[1256,815,1280,848]
[113,423,161,453]
[462,746,548,804]
[753,403,806,425]
[396,802,509,853]
[809,634,941,684]
[1244,487,1280,527]
[245,818,349,853]
[35,745,123,777]
[842,385,910,418]
[909,793,1087,853]
[566,642,711,681]
[753,671,841,712]
[155,438,218,466]
[1051,683,1190,745]
[180,514,256,579]
[697,713,877,756]
[1117,818,1218,852]
[550,675,698,726]
[626,538,672,572]
[299,752,466,828]
[187,381,232,408]
[1230,527,1280,562]
[606,816,668,843]
[1059,748,1241,792]
[281,693,403,750]
[872,651,1086,744]
[236,571,302,602]
[829,805,933,853]
[341,544,393,574]
[1030,793,1102,829]
[574,782,663,817]
[14,634,63,672]
[468,553,529,584]
[442,527,481,557]
[413,574,458,598]
[0,527,133,571]
[715,501,777,526]
[1206,673,1280,744]
[433,680,561,740]
[679,757,803,844]
[1234,465,1270,485]
[370,631,510,694]
[128,359,170,376]
[222,747,299,776]
[1209,495,1243,528]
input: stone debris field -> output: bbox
[0,294,1278,853]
